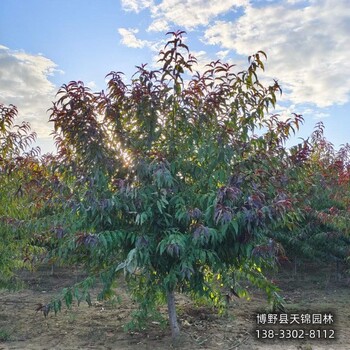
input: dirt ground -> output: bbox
[0,264,349,350]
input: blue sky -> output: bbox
[0,0,349,153]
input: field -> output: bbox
[1,263,349,350]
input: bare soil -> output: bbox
[0,264,349,350]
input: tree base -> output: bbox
[166,290,180,340]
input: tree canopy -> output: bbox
[1,31,349,340]
[45,31,306,338]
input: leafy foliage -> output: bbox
[2,31,349,339]
[270,123,350,270]
[0,104,75,288]
[43,31,307,336]
[0,104,43,287]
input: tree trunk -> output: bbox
[166,289,180,340]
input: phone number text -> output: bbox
[256,329,335,339]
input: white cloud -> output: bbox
[272,103,330,128]
[121,0,247,32]
[149,0,247,30]
[216,50,230,60]
[302,108,330,120]
[118,28,151,48]
[203,0,350,108]
[121,0,153,12]
[147,18,169,32]
[0,45,59,138]
[86,81,97,89]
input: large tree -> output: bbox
[47,31,301,339]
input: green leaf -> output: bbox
[125,248,138,274]
[156,200,163,213]
[231,220,239,234]
[99,234,108,250]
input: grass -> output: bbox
[0,328,11,341]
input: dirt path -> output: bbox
[0,266,349,350]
